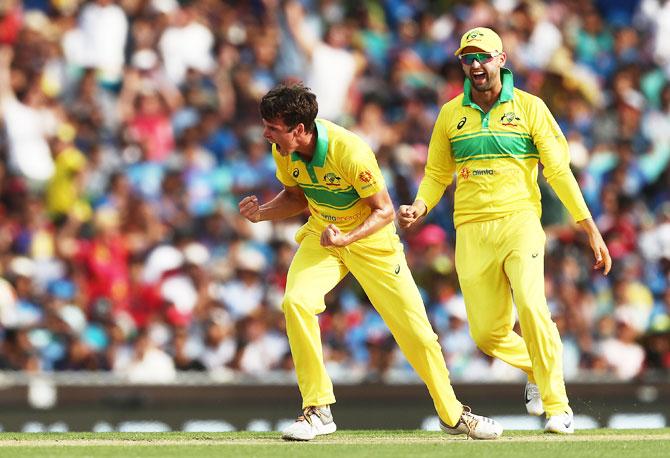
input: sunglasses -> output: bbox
[458,52,500,65]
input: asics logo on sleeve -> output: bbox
[457,117,467,129]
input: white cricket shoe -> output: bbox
[281,406,337,441]
[524,382,544,416]
[440,406,503,440]
[545,411,574,434]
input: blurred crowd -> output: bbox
[0,0,669,384]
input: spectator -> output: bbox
[237,314,289,375]
[158,3,215,86]
[199,318,236,372]
[122,330,176,383]
[284,0,363,121]
[598,308,646,380]
[69,0,128,86]
[46,123,91,222]
[216,246,267,320]
[0,46,55,184]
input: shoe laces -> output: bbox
[297,406,323,426]
[460,405,495,438]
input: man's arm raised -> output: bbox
[239,185,307,223]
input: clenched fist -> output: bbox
[397,201,427,229]
[321,224,348,247]
[239,195,262,223]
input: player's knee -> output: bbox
[399,330,438,350]
[281,292,322,316]
[514,299,552,326]
[422,329,441,346]
[281,292,304,314]
[470,328,496,352]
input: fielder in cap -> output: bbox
[399,27,612,435]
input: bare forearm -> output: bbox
[577,217,599,235]
[412,199,428,217]
[340,207,394,245]
[577,217,612,274]
[0,62,13,102]
[284,0,314,57]
[259,190,307,221]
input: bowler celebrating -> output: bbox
[239,83,502,441]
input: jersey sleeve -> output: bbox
[340,139,385,198]
[272,144,297,187]
[416,105,456,213]
[530,98,591,222]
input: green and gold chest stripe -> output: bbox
[451,130,538,163]
[300,182,360,210]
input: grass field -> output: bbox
[0,429,668,458]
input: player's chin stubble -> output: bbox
[470,75,492,92]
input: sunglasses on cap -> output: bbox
[458,52,500,65]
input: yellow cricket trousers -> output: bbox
[282,227,463,426]
[455,210,570,416]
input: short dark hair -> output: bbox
[259,83,318,131]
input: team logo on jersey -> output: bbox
[457,117,467,129]
[323,172,341,187]
[292,168,299,178]
[459,167,471,181]
[500,112,520,126]
[359,170,374,183]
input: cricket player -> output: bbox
[239,83,502,441]
[398,27,612,434]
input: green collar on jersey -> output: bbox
[291,119,328,168]
[462,67,514,107]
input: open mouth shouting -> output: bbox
[470,69,488,87]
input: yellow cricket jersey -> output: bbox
[46,146,92,221]
[273,119,395,239]
[416,68,591,228]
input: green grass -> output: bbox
[0,430,668,458]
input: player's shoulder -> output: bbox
[319,118,372,157]
[512,87,547,109]
[435,94,467,124]
[319,118,359,142]
[444,93,466,109]
[441,94,465,113]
